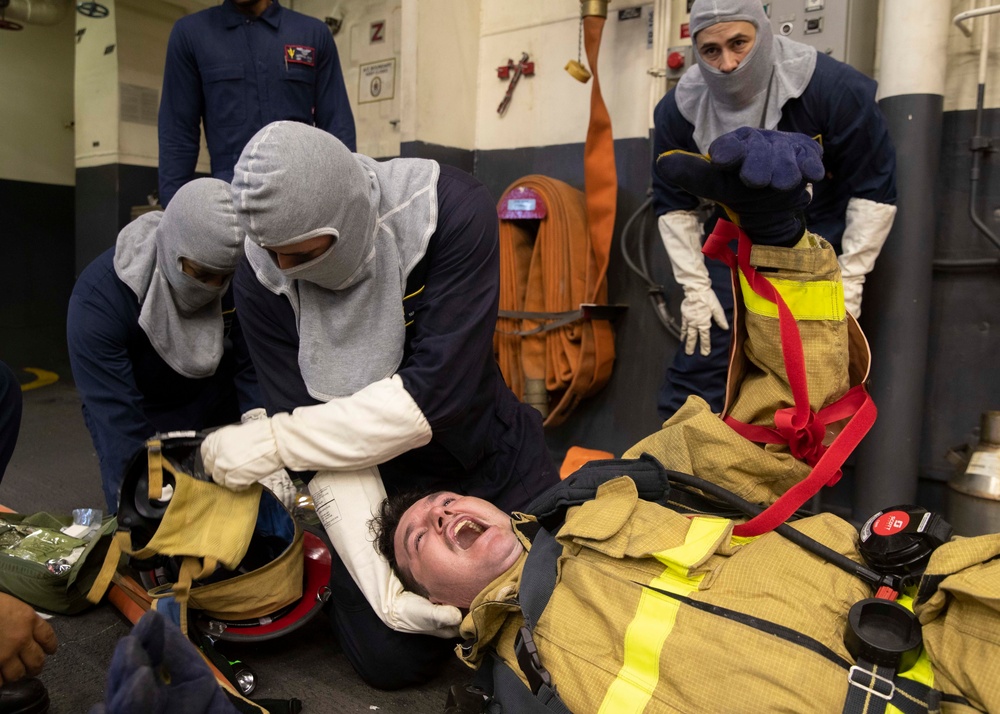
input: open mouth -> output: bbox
[452,518,486,550]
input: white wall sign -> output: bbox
[359,58,396,104]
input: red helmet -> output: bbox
[120,432,332,642]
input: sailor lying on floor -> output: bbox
[368,129,1000,714]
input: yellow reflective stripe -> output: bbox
[653,516,731,577]
[597,586,686,714]
[598,517,727,714]
[739,271,845,321]
[865,593,935,714]
[892,593,935,706]
[19,368,58,391]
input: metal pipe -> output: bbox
[964,11,1000,253]
[3,0,69,25]
[580,0,609,19]
[933,258,1000,270]
[648,0,672,122]
[954,3,1000,37]
[978,10,991,87]
[851,0,949,519]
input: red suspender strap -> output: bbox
[703,220,877,537]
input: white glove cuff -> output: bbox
[271,375,432,472]
[659,211,712,292]
[838,197,896,280]
[308,469,462,637]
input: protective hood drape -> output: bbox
[233,121,438,401]
[114,178,244,378]
[676,0,817,154]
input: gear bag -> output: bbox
[0,510,117,614]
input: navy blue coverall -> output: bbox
[0,360,22,483]
[234,164,559,689]
[652,52,897,418]
[158,0,356,207]
[67,249,262,512]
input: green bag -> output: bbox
[0,512,117,614]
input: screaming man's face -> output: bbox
[394,492,523,609]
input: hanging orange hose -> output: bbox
[494,15,618,428]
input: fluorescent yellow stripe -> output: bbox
[888,593,934,714]
[739,271,845,321]
[598,517,729,714]
[653,516,730,576]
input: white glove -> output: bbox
[201,417,283,491]
[259,469,298,510]
[201,375,433,490]
[837,197,897,318]
[659,211,729,356]
[308,468,462,637]
[240,408,268,423]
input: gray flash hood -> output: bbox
[233,121,439,401]
[676,0,817,154]
[114,178,244,379]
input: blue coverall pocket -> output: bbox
[280,66,316,121]
[202,64,246,128]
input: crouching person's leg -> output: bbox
[323,551,456,689]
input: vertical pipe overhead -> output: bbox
[649,0,672,128]
[851,0,949,519]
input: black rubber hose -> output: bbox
[619,193,682,340]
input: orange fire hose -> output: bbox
[495,14,618,428]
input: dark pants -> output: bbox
[0,361,23,483]
[324,545,455,689]
[657,250,734,420]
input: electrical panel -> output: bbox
[763,0,879,77]
[668,1,880,79]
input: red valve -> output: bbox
[667,51,685,70]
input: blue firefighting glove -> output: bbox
[89,611,238,714]
[657,127,825,246]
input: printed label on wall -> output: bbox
[370,20,386,43]
[359,58,396,104]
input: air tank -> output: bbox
[948,411,1000,536]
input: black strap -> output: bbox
[519,526,562,628]
[842,659,940,714]
[473,524,571,713]
[482,652,572,714]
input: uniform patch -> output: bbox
[285,45,315,66]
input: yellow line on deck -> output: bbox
[20,368,59,391]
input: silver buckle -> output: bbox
[848,665,895,701]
